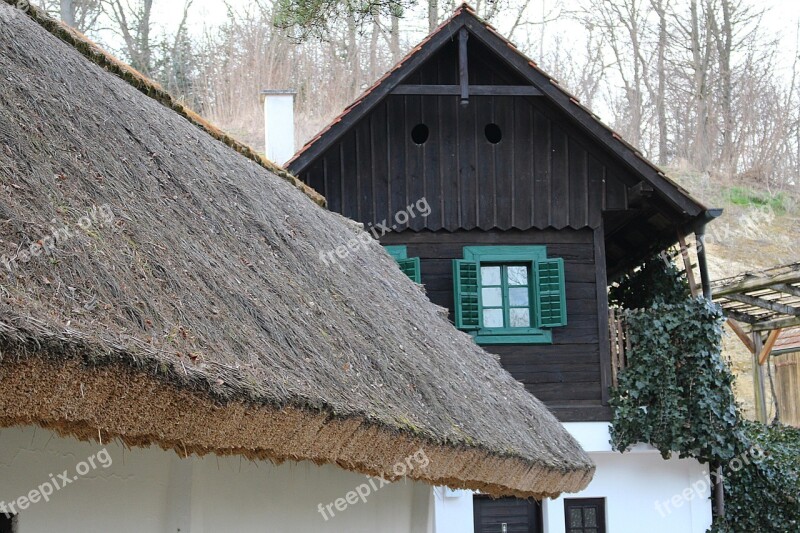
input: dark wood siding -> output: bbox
[300,93,637,233]
[381,228,612,422]
[297,36,640,234]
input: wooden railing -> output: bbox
[609,307,629,386]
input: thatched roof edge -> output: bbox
[0,321,594,498]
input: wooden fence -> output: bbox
[609,307,629,387]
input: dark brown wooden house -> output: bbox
[289,4,717,424]
[288,5,720,531]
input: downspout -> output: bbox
[696,220,724,519]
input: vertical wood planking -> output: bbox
[533,110,551,227]
[587,154,604,227]
[440,95,460,230]
[387,95,407,224]
[322,146,342,214]
[594,226,612,404]
[512,98,533,229]
[605,167,628,210]
[372,101,389,226]
[476,96,496,229]
[569,138,589,228]
[494,95,514,229]
[406,94,426,230]
[551,124,569,228]
[356,113,374,224]
[339,132,358,220]
[458,96,477,229]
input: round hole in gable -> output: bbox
[411,124,429,145]
[485,123,502,144]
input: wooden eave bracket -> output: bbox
[758,328,783,365]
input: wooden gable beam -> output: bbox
[725,293,800,317]
[392,85,543,96]
[459,27,469,105]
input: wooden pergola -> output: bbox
[711,262,800,422]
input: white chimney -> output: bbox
[260,89,296,166]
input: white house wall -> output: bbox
[433,422,713,533]
[0,426,434,533]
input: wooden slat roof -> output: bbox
[712,262,800,332]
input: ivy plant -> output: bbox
[609,253,800,532]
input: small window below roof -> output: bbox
[411,123,429,145]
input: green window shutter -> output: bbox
[453,259,481,330]
[384,245,408,261]
[397,257,421,283]
[534,258,567,328]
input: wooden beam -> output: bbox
[678,234,700,298]
[392,84,544,96]
[726,318,755,354]
[725,309,758,325]
[772,283,800,298]
[753,332,767,422]
[750,315,800,332]
[714,270,800,297]
[759,328,783,365]
[725,293,800,317]
[459,28,469,105]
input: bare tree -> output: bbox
[36,0,102,32]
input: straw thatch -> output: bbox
[0,1,593,498]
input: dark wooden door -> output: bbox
[473,495,542,533]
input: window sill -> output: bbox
[472,329,552,345]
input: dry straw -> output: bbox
[0,0,593,498]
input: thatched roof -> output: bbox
[0,1,593,498]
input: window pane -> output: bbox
[569,508,583,527]
[510,308,530,327]
[481,266,501,286]
[509,287,529,307]
[482,288,503,307]
[483,308,504,328]
[507,266,528,286]
[584,508,597,526]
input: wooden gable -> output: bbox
[288,4,714,277]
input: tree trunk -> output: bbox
[390,12,401,62]
[428,0,438,33]
[653,0,669,165]
[60,0,75,26]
